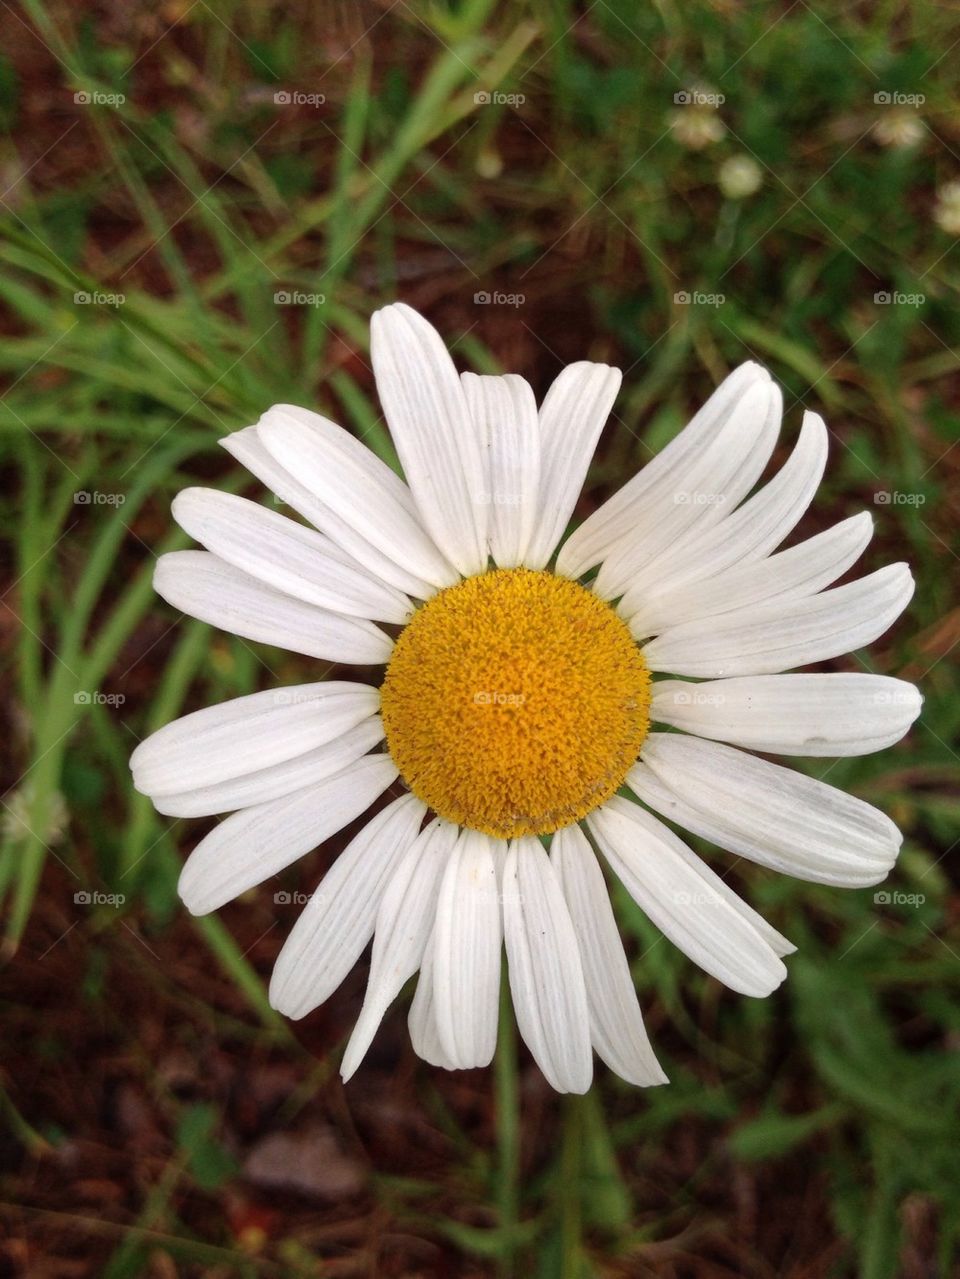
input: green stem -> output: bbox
[560,1094,584,1279]
[495,971,519,1276]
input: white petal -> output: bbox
[502,837,593,1093]
[340,818,458,1081]
[153,716,385,817]
[131,681,380,796]
[221,425,435,599]
[595,378,781,599]
[461,372,540,568]
[632,733,902,886]
[179,753,399,916]
[551,825,667,1086]
[154,551,393,665]
[556,361,769,579]
[587,798,788,997]
[629,512,872,638]
[523,362,622,569]
[596,783,794,958]
[257,404,458,590]
[651,673,922,756]
[172,488,413,625]
[371,303,487,576]
[408,928,457,1069]
[268,792,425,1018]
[642,561,914,676]
[619,409,828,616]
[432,829,502,1069]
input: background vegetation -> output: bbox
[1,1,958,1274]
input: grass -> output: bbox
[0,1,958,1274]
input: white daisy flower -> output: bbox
[130,303,921,1094]
[872,108,925,150]
[717,154,763,200]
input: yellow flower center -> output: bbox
[380,568,651,839]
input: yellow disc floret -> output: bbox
[380,568,651,839]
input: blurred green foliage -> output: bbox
[0,1,958,1275]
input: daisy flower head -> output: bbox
[872,108,925,150]
[131,303,921,1093]
[717,154,763,200]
